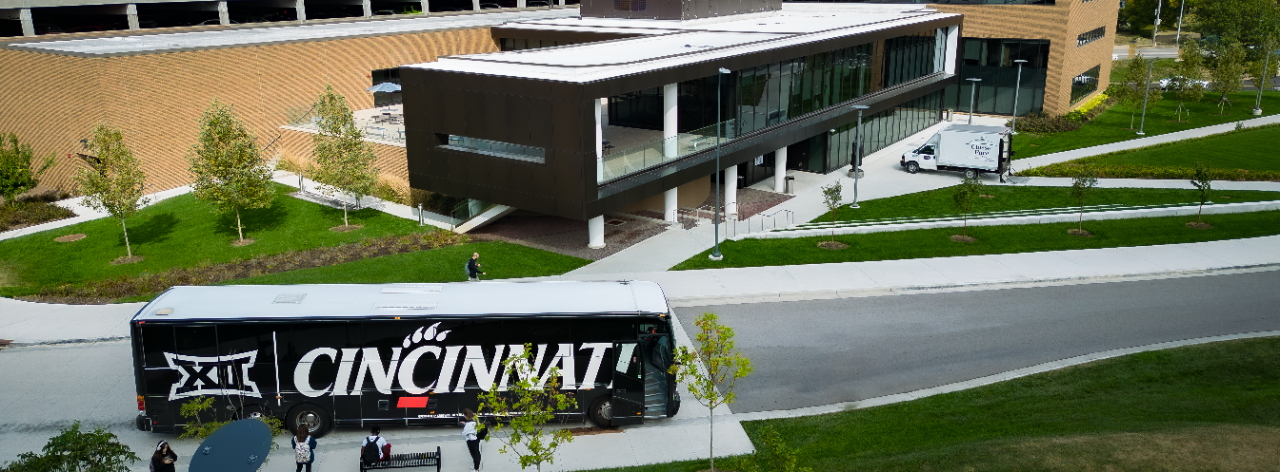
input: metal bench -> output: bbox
[359,447,441,472]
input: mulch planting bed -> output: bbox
[950,234,977,243]
[1187,221,1214,229]
[1,200,76,233]
[54,233,86,243]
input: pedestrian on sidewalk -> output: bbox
[467,253,486,282]
[461,408,488,471]
[360,426,388,466]
[292,425,317,472]
[151,440,177,472]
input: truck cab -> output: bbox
[901,134,942,173]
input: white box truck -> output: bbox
[900,124,1011,179]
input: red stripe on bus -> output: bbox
[397,397,429,408]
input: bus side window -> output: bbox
[141,325,175,367]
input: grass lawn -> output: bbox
[671,210,1280,271]
[1109,58,1178,84]
[578,336,1280,472]
[1021,124,1280,180]
[219,241,586,286]
[1011,91,1280,159]
[1,184,521,297]
[812,186,1280,224]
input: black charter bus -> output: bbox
[130,281,680,436]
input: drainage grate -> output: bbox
[605,219,627,226]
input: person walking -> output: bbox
[360,426,389,467]
[291,425,318,472]
[151,440,177,472]
[461,408,488,472]
[467,253,486,282]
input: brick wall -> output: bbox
[931,0,1120,115]
[0,27,497,194]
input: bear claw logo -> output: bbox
[164,351,261,401]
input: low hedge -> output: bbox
[1021,163,1280,181]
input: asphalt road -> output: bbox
[677,269,1280,414]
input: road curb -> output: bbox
[728,329,1280,422]
[667,262,1280,307]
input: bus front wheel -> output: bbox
[288,403,331,437]
[588,396,613,427]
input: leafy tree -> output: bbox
[671,312,753,472]
[1191,162,1213,223]
[819,181,843,212]
[476,344,577,472]
[188,99,276,243]
[1,421,140,472]
[951,176,986,238]
[1119,54,1160,128]
[1206,41,1248,113]
[178,396,229,440]
[74,124,148,260]
[309,85,379,227]
[1193,0,1280,48]
[1120,0,1180,37]
[1172,40,1207,121]
[0,133,54,208]
[1070,165,1099,233]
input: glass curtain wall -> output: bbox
[1069,65,1100,104]
[825,89,944,174]
[734,42,877,137]
[944,38,1050,116]
[883,30,939,88]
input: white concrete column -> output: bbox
[517,0,526,7]
[773,147,788,193]
[126,4,139,30]
[558,0,564,6]
[600,97,609,126]
[218,1,229,25]
[594,99,604,183]
[725,165,738,217]
[663,188,678,222]
[588,216,605,249]
[472,0,480,11]
[20,8,35,36]
[362,0,372,17]
[419,0,429,14]
[663,82,678,158]
[295,0,307,22]
[944,25,959,74]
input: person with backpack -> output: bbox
[292,425,317,472]
[467,253,485,282]
[150,440,177,472]
[360,426,389,467]
[461,408,488,472]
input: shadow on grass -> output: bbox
[122,212,179,247]
[212,204,290,240]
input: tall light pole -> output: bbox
[1137,59,1154,135]
[849,105,869,209]
[966,77,982,124]
[1010,59,1028,134]
[1255,44,1272,115]
[1175,0,1185,47]
[1152,0,1162,47]
[709,67,731,262]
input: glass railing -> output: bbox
[600,120,737,183]
[445,136,545,163]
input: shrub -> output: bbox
[372,174,411,205]
[1012,112,1082,133]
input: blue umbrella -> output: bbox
[366,82,402,93]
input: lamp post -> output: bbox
[1010,59,1028,134]
[710,67,731,262]
[1152,0,1162,47]
[849,105,869,209]
[1175,0,1185,47]
[1137,59,1154,135]
[965,77,982,124]
[1255,44,1273,115]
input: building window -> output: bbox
[443,136,546,164]
[370,68,402,107]
[1077,27,1105,47]
[1070,65,1100,104]
[945,38,1050,116]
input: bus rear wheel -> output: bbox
[288,403,331,437]
[588,396,613,427]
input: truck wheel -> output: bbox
[906,162,920,174]
[588,396,613,427]
[288,403,331,437]
[964,169,979,179]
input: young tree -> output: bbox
[820,180,843,213]
[951,175,986,238]
[1172,40,1207,121]
[188,99,276,243]
[1069,165,1098,234]
[1190,162,1213,223]
[476,344,577,472]
[671,312,753,472]
[75,124,148,260]
[1206,42,1247,114]
[0,133,54,208]
[309,85,379,228]
[1119,54,1158,128]
[2,421,140,472]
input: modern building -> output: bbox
[795,0,1120,116]
[403,0,964,246]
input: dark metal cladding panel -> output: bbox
[484,93,507,141]
[463,90,489,138]
[550,99,585,153]
[527,99,555,149]
[439,89,467,136]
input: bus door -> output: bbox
[611,341,645,425]
[638,332,671,418]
